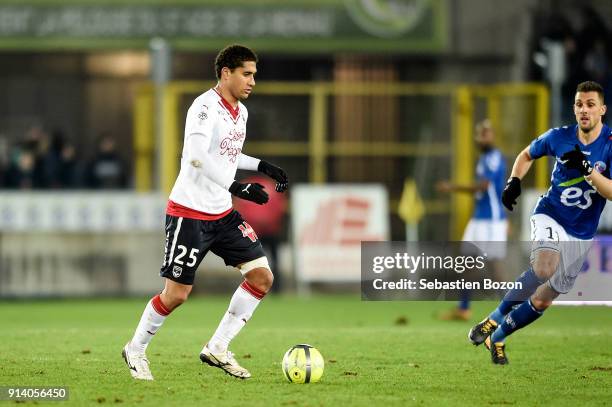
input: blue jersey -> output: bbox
[529,124,612,239]
[473,148,507,220]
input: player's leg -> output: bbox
[122,278,191,381]
[200,212,271,379]
[488,248,559,321]
[127,278,192,353]
[469,248,559,345]
[491,283,556,343]
[200,259,272,379]
[484,231,590,364]
[485,283,558,365]
[123,216,204,380]
[489,234,591,342]
[208,263,273,352]
[469,214,560,345]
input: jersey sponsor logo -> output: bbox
[560,186,596,209]
[220,129,245,163]
[238,221,258,242]
[172,265,183,278]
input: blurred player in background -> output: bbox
[122,44,288,380]
[469,81,611,364]
[436,119,508,321]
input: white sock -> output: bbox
[206,280,266,354]
[129,294,171,354]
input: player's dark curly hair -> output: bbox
[215,44,258,80]
[576,81,605,103]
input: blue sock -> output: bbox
[488,268,543,324]
[490,299,544,343]
[488,308,505,324]
[459,290,470,310]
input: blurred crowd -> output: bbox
[0,126,128,190]
[531,4,612,121]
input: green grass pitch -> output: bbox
[2,296,611,406]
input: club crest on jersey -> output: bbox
[198,105,208,123]
[594,161,607,173]
[173,265,183,278]
[238,221,258,242]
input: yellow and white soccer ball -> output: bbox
[282,344,324,383]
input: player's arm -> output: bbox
[501,146,534,211]
[185,134,231,189]
[238,153,289,192]
[502,128,555,210]
[509,146,534,180]
[585,170,612,199]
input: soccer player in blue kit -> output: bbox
[469,81,611,364]
[437,119,508,321]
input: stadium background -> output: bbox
[1,1,612,405]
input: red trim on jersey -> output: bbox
[151,294,171,316]
[213,87,239,120]
[240,280,266,300]
[166,200,232,221]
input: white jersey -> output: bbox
[169,88,257,215]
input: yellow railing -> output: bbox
[470,83,550,190]
[133,81,549,239]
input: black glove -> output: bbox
[501,177,521,211]
[229,181,269,205]
[561,144,593,175]
[258,160,289,192]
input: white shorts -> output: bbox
[461,219,508,259]
[530,213,592,294]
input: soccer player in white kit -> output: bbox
[122,45,288,380]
